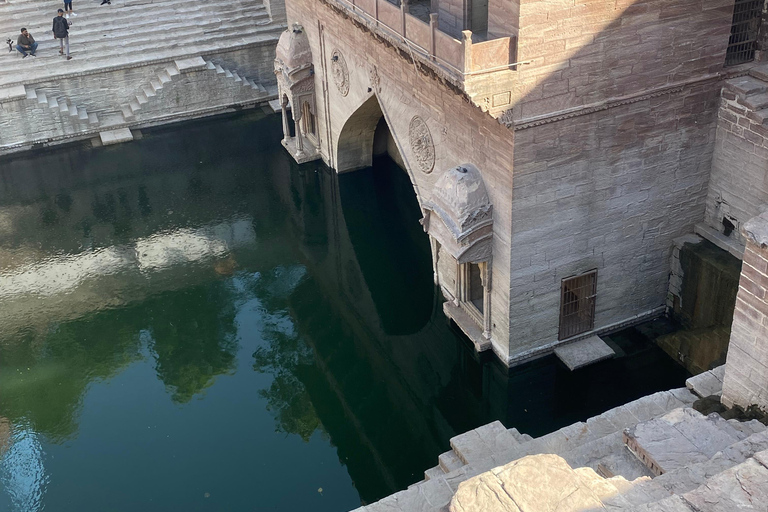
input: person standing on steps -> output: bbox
[16,28,38,58]
[63,0,77,18]
[52,9,72,60]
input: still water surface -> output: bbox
[0,112,688,511]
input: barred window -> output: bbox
[725,0,765,66]
[558,270,597,340]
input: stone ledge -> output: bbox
[743,210,768,248]
[0,84,27,103]
[443,301,491,352]
[694,223,745,259]
[554,335,615,371]
[99,128,134,146]
[686,365,725,398]
[175,57,208,72]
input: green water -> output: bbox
[0,112,688,512]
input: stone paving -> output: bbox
[0,0,284,87]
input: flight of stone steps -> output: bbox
[721,62,768,126]
[0,0,284,87]
[120,58,273,121]
[24,85,99,127]
[354,371,768,512]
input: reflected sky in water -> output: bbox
[0,113,689,511]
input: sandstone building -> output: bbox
[274,0,768,370]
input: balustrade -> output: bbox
[334,0,516,81]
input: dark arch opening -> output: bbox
[336,97,433,334]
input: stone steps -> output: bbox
[0,0,284,87]
[1,27,280,79]
[725,69,768,128]
[381,389,699,512]
[442,413,768,512]
[0,0,266,35]
[23,85,99,126]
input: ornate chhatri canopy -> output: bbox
[422,163,493,264]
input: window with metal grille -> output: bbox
[558,270,597,340]
[726,0,765,66]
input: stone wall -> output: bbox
[488,0,519,38]
[289,0,515,361]
[722,211,768,412]
[705,75,768,249]
[507,82,719,360]
[437,0,467,38]
[504,0,734,123]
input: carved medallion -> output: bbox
[409,116,435,174]
[330,49,349,97]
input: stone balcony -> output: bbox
[321,0,517,93]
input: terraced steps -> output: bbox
[360,388,768,512]
[0,0,284,87]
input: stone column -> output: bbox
[721,210,768,412]
[281,96,291,143]
[294,111,305,156]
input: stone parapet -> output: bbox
[721,210,768,412]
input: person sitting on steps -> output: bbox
[52,9,72,60]
[16,28,37,58]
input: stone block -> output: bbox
[686,369,723,398]
[438,450,465,473]
[99,128,133,146]
[417,477,453,508]
[554,335,616,370]
[473,421,520,453]
[0,85,26,102]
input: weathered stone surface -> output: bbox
[554,335,615,371]
[686,367,724,398]
[628,495,695,512]
[754,449,768,468]
[624,408,740,475]
[682,459,768,512]
[450,454,604,512]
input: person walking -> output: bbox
[16,28,38,58]
[63,0,77,18]
[52,9,72,60]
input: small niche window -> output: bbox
[468,262,484,314]
[725,0,765,66]
[558,270,597,340]
[302,101,315,136]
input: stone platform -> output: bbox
[0,0,285,153]
[554,335,616,371]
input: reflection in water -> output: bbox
[0,424,48,512]
[0,113,689,511]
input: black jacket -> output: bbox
[52,16,69,38]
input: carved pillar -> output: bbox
[281,96,290,143]
[294,110,305,156]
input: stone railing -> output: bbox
[330,0,517,82]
